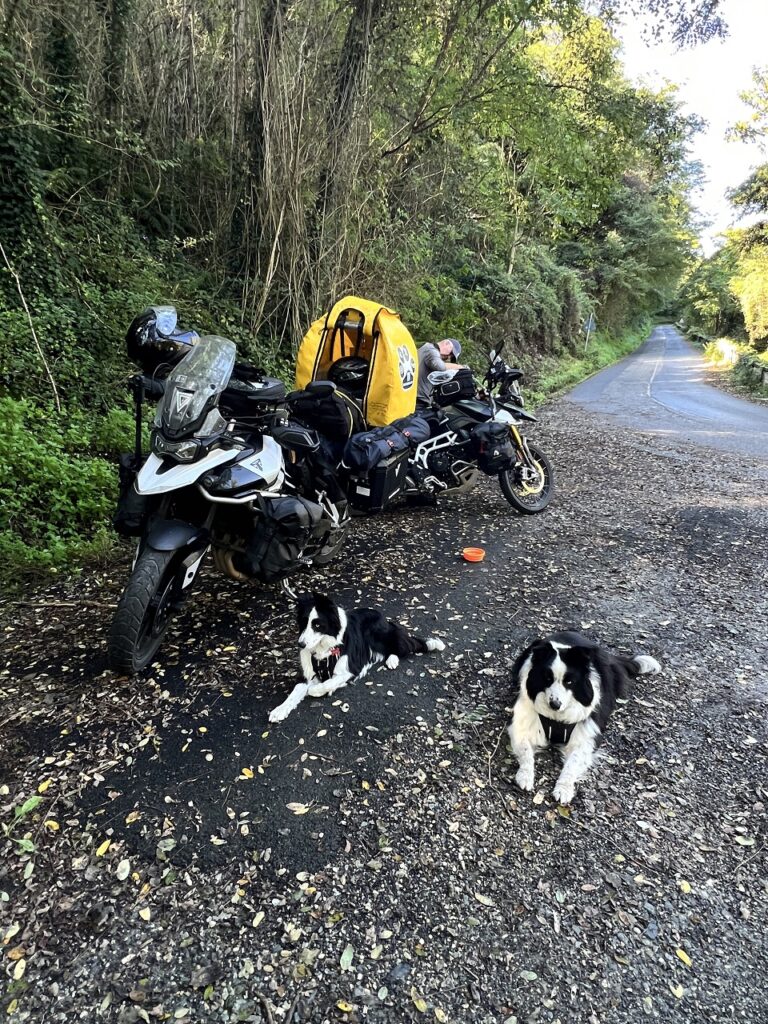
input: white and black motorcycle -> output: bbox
[108,311,349,674]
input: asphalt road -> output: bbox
[568,324,768,459]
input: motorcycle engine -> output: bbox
[427,450,453,476]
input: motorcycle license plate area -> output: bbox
[350,450,410,513]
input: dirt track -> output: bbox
[2,328,767,1023]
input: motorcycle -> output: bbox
[411,345,554,513]
[108,309,350,674]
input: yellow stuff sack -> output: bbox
[295,295,418,427]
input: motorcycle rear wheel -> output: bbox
[108,549,181,674]
[499,442,555,514]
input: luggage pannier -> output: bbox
[471,421,516,474]
[432,368,476,407]
[349,450,410,513]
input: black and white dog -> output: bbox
[507,631,660,804]
[268,592,445,723]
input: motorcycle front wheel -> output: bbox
[499,442,555,514]
[108,549,183,674]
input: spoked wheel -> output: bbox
[499,442,555,514]
[108,549,183,674]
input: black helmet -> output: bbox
[327,356,369,397]
[126,306,198,373]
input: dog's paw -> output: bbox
[385,654,400,670]
[307,682,329,698]
[269,705,289,723]
[515,767,535,792]
[426,637,445,652]
[552,780,575,805]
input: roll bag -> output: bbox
[295,296,418,427]
[342,415,430,474]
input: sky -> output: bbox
[617,0,768,254]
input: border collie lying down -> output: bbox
[268,592,445,723]
[507,631,660,804]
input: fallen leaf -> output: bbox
[240,767,254,779]
[370,944,383,959]
[286,802,310,815]
[734,836,755,847]
[3,924,20,944]
[434,1010,448,1022]
[139,908,151,922]
[336,1001,354,1012]
[253,911,265,928]
[125,811,141,824]
[96,839,111,857]
[411,987,427,1012]
[44,820,59,831]
[12,958,25,980]
[679,880,692,894]
[340,944,354,971]
[37,779,52,794]
[519,970,538,981]
[116,859,131,881]
[474,893,494,907]
[676,948,692,967]
[670,984,684,999]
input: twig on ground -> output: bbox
[256,992,275,1024]
[284,990,302,1024]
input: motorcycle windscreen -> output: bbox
[158,335,236,437]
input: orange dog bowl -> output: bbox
[462,547,486,562]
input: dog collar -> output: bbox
[538,714,575,746]
[312,645,344,682]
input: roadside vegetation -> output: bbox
[677,67,768,400]
[1,1,706,576]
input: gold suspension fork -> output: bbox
[508,425,544,495]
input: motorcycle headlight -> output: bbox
[152,433,200,462]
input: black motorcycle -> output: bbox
[108,307,350,674]
[334,346,554,515]
[409,346,554,513]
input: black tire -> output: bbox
[499,442,555,514]
[108,549,181,674]
[312,517,351,566]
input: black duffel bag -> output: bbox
[342,424,411,474]
[471,421,516,474]
[287,386,365,442]
[388,414,431,446]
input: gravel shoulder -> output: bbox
[2,387,768,1023]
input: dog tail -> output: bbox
[625,653,661,677]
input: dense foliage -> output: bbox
[677,64,768,395]
[0,0,702,572]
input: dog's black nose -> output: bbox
[548,697,561,711]
[297,640,306,649]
